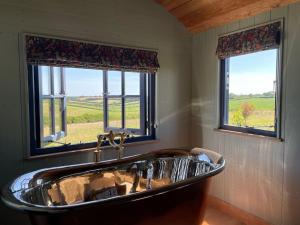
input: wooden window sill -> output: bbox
[25,139,160,160]
[214,128,284,142]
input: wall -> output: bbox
[192,3,300,225]
[0,1,191,224]
[3,1,300,225]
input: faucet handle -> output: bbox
[119,131,132,144]
[107,130,117,146]
[96,134,106,151]
[119,132,126,145]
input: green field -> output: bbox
[42,95,275,148]
[43,96,140,147]
[228,97,275,131]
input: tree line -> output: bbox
[229,91,275,99]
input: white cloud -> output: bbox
[229,72,276,95]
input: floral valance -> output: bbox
[216,21,281,59]
[25,35,160,72]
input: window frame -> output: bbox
[219,48,282,138]
[39,66,67,146]
[103,70,147,135]
[28,65,156,156]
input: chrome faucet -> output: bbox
[94,130,130,162]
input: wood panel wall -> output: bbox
[192,3,300,224]
[0,1,192,225]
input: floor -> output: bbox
[202,196,271,225]
[202,206,246,225]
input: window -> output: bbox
[28,65,156,155]
[25,34,159,156]
[220,49,280,137]
[39,66,66,146]
[103,71,146,133]
[217,21,282,137]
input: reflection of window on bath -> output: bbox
[31,66,155,149]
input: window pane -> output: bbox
[54,99,63,133]
[125,97,140,129]
[41,66,51,95]
[108,98,122,128]
[53,67,62,95]
[125,72,140,95]
[62,68,104,145]
[42,99,52,137]
[226,49,277,131]
[107,70,121,95]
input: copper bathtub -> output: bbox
[1,148,225,225]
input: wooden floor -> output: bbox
[202,206,246,225]
[202,196,270,225]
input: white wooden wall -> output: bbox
[0,1,191,225]
[192,3,300,225]
[2,0,300,225]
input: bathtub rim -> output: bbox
[1,148,225,214]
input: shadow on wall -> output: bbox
[159,103,191,125]
[191,98,217,146]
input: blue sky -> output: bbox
[41,49,277,96]
[65,68,103,96]
[41,66,140,96]
[229,49,277,95]
[65,68,140,96]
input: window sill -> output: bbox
[25,139,160,160]
[214,128,284,142]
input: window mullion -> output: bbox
[37,66,44,145]
[140,73,146,135]
[35,66,43,147]
[50,67,55,136]
[103,70,108,130]
[121,71,125,129]
[61,68,67,136]
[224,58,230,125]
[149,73,156,137]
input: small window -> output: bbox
[220,49,280,137]
[28,66,156,155]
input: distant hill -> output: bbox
[229,91,275,99]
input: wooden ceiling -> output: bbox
[155,0,299,33]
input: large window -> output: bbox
[28,65,155,155]
[220,49,280,137]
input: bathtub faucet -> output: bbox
[94,134,106,162]
[94,130,130,162]
[107,130,130,159]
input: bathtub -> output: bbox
[1,148,225,225]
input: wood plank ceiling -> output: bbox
[155,0,300,33]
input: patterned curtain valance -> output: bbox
[216,21,281,59]
[25,35,160,72]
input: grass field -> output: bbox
[43,95,275,148]
[228,97,275,131]
[43,96,140,148]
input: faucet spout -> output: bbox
[116,132,129,159]
[94,130,130,162]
